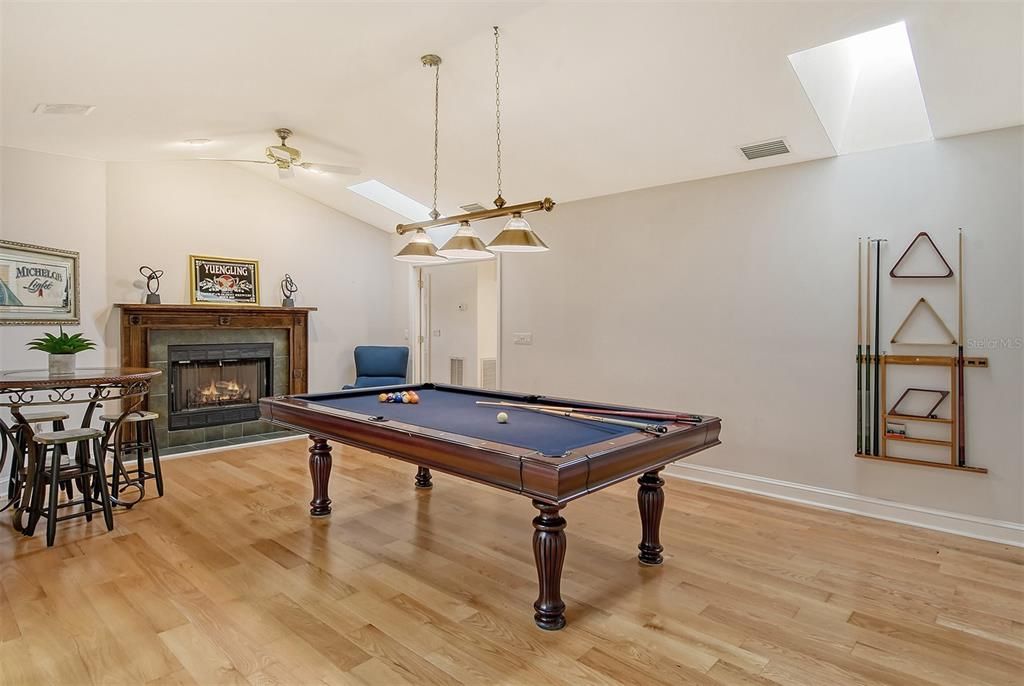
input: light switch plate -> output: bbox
[512,332,533,345]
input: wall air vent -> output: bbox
[739,139,790,161]
[33,103,96,116]
[450,357,465,386]
[460,203,487,212]
[480,358,497,390]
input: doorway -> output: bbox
[416,259,499,389]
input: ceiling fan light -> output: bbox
[488,213,549,253]
[437,222,495,260]
[394,229,447,264]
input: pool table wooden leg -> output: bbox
[637,468,665,565]
[415,466,432,489]
[308,436,333,517]
[532,500,567,631]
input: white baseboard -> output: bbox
[666,463,1024,548]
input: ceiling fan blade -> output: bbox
[299,162,361,176]
[195,158,273,164]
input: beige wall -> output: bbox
[493,127,1023,524]
[104,161,400,391]
[0,147,109,370]
[0,149,400,396]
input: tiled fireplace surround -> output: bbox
[148,328,291,450]
[115,304,315,453]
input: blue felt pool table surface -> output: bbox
[296,386,668,456]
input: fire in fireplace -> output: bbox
[168,343,273,430]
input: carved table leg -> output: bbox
[308,436,333,517]
[415,466,433,489]
[532,500,567,630]
[637,468,665,565]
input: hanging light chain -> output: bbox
[430,57,441,220]
[493,25,505,208]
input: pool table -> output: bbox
[260,383,721,630]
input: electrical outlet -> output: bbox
[432,329,442,337]
[512,332,533,345]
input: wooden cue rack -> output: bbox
[855,354,989,474]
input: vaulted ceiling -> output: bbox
[2,2,1021,231]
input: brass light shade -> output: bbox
[437,222,494,260]
[394,229,447,264]
[488,213,549,253]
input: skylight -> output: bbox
[789,21,933,155]
[347,180,432,221]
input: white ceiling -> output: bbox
[2,2,1021,232]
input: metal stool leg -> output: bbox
[92,438,114,531]
[45,443,62,547]
[111,429,122,499]
[24,440,47,537]
[147,421,164,497]
[79,438,94,523]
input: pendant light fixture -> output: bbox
[394,27,554,259]
[486,27,550,253]
[394,54,448,264]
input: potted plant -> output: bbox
[27,326,96,375]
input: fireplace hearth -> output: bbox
[168,343,273,430]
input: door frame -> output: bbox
[411,256,502,388]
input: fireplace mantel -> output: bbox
[115,303,316,395]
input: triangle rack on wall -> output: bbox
[891,297,957,345]
[889,231,954,278]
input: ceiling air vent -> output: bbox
[33,103,96,116]
[460,203,487,212]
[739,138,790,161]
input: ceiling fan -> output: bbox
[200,128,361,179]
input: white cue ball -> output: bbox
[496,411,509,424]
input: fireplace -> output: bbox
[168,343,273,431]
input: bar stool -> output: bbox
[30,427,113,547]
[100,410,163,500]
[6,409,71,500]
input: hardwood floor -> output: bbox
[1,437,1021,685]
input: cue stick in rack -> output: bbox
[865,237,873,454]
[475,401,670,433]
[872,238,884,456]
[957,228,966,466]
[857,237,864,455]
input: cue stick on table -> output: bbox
[476,401,669,434]
[476,400,701,423]
[957,228,966,466]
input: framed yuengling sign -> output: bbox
[189,254,260,305]
[0,240,80,325]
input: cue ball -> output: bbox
[496,411,509,424]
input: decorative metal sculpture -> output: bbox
[281,273,298,307]
[139,265,163,304]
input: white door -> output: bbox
[417,260,499,388]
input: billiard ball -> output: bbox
[401,392,411,403]
[378,393,387,402]
[496,411,509,424]
[408,391,419,404]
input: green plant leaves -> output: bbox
[25,327,97,354]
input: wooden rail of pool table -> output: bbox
[259,394,721,504]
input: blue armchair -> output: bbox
[343,346,410,389]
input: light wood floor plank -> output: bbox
[1,438,1020,685]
